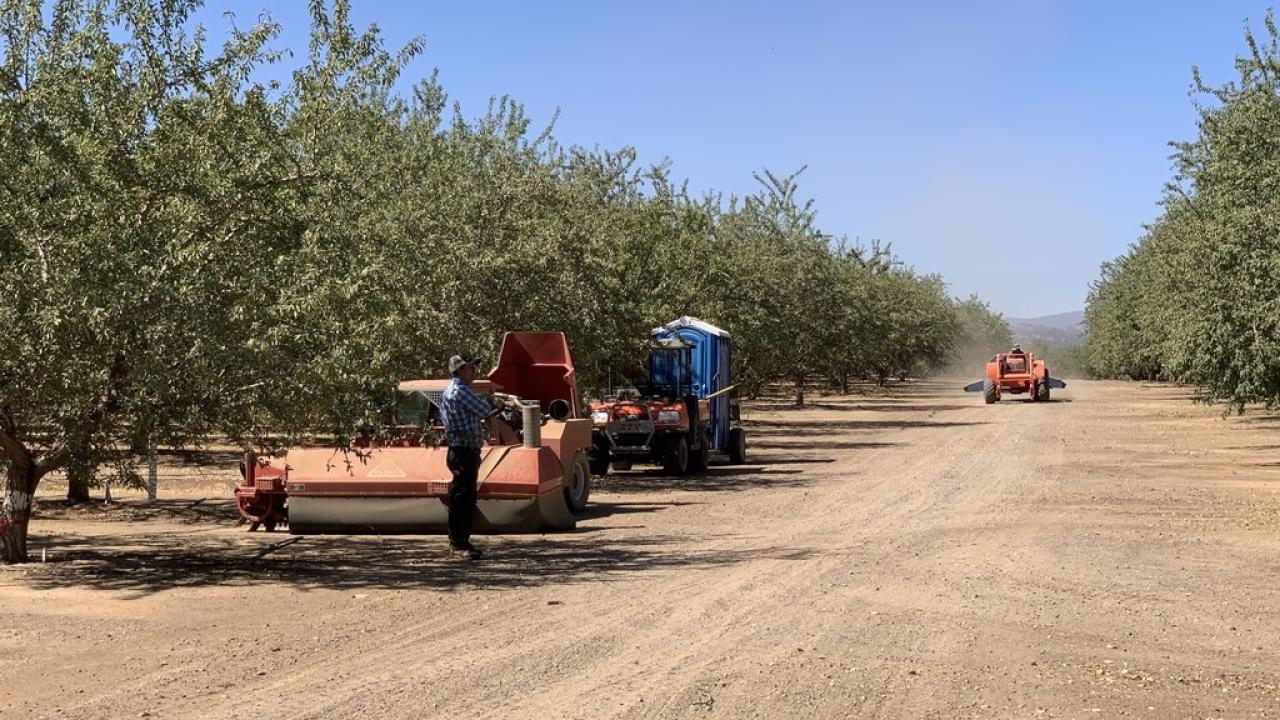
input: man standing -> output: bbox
[439,354,497,560]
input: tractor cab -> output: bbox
[635,336,694,400]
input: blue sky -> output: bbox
[195,1,1274,317]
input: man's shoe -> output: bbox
[448,542,483,560]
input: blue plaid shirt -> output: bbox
[439,378,492,448]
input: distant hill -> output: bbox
[1007,310,1085,348]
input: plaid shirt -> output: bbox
[439,378,492,448]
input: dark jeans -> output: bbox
[446,446,481,546]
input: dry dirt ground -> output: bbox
[3,380,1279,720]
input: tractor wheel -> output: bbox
[983,379,997,404]
[688,430,711,472]
[727,427,747,464]
[663,436,690,475]
[588,451,610,477]
[1037,379,1051,402]
[564,453,592,512]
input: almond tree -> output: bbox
[0,0,294,561]
[1085,11,1280,406]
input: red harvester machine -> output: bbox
[234,331,592,534]
[963,349,1067,403]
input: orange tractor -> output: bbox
[963,349,1066,403]
[233,331,592,534]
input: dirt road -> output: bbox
[3,380,1279,719]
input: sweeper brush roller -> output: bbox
[285,432,583,534]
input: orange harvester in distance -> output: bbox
[963,349,1066,403]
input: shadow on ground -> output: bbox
[746,419,986,432]
[34,498,241,526]
[752,401,970,414]
[15,528,813,598]
[597,462,812,494]
[978,398,1074,405]
[749,440,898,452]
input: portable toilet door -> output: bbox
[711,331,731,450]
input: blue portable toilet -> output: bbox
[650,317,733,452]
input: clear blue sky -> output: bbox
[196,1,1274,317]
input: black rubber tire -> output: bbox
[688,430,711,472]
[983,379,997,404]
[564,453,592,512]
[727,427,747,464]
[588,451,610,477]
[663,436,690,475]
[1037,380,1051,402]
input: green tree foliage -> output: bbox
[0,0,988,561]
[0,0,295,560]
[1085,11,1280,405]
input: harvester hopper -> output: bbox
[234,332,592,534]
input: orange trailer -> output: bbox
[963,350,1066,403]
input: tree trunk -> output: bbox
[65,435,91,505]
[66,473,90,504]
[66,463,91,505]
[146,437,158,502]
[2,461,38,564]
[794,377,805,407]
[840,372,849,395]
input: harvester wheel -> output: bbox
[982,379,997,404]
[1037,380,1051,402]
[564,453,592,512]
[727,427,747,464]
[663,436,690,475]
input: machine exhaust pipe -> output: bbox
[522,402,541,448]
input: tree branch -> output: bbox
[33,445,68,476]
[0,410,32,471]
[36,352,130,477]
